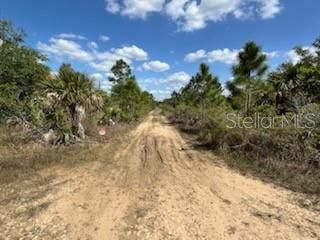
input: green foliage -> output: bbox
[0,19,154,142]
[0,19,25,44]
[164,39,320,194]
[41,64,98,107]
[165,63,229,137]
[0,19,49,124]
[39,64,104,136]
[108,59,134,84]
[0,20,49,99]
[108,61,154,122]
[270,39,320,115]
[227,41,268,114]
[179,63,224,107]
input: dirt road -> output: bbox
[2,111,320,239]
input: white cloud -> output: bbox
[286,46,317,64]
[50,71,58,77]
[222,82,231,96]
[37,38,93,62]
[90,73,104,80]
[99,35,110,42]
[122,0,165,18]
[207,49,240,64]
[141,71,191,99]
[165,71,190,85]
[166,0,282,31]
[142,60,170,72]
[166,0,242,31]
[55,33,86,40]
[185,49,207,62]
[113,45,148,60]
[150,89,172,100]
[90,73,103,87]
[106,0,165,18]
[264,51,279,59]
[38,37,148,77]
[287,50,300,65]
[90,73,113,90]
[88,41,99,50]
[260,0,281,19]
[106,0,121,13]
[106,0,282,31]
[142,70,192,100]
[185,48,279,65]
[90,45,148,72]
[185,48,239,64]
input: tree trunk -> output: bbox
[70,104,86,139]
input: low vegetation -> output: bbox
[163,39,320,194]
[0,19,154,182]
[0,19,154,139]
[1,18,320,195]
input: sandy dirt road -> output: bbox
[1,111,320,239]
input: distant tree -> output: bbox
[174,63,224,127]
[108,60,154,121]
[181,63,223,108]
[170,91,180,109]
[227,41,268,115]
[108,59,134,84]
[111,78,142,121]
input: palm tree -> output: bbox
[41,64,103,139]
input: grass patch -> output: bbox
[222,151,320,195]
[0,122,136,185]
[167,111,320,196]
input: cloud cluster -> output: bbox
[90,73,113,90]
[144,70,189,85]
[37,34,176,96]
[185,48,280,64]
[185,48,240,64]
[165,71,190,85]
[105,0,282,31]
[143,71,190,86]
[38,38,94,62]
[143,71,191,100]
[142,60,170,72]
[90,45,148,72]
[99,35,110,42]
[55,33,86,40]
[38,36,148,70]
[37,35,152,92]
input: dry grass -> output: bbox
[0,122,135,185]
[167,111,320,196]
[221,148,320,194]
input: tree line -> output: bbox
[0,20,154,144]
[164,38,320,194]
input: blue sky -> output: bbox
[1,0,320,99]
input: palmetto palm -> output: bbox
[41,64,103,139]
